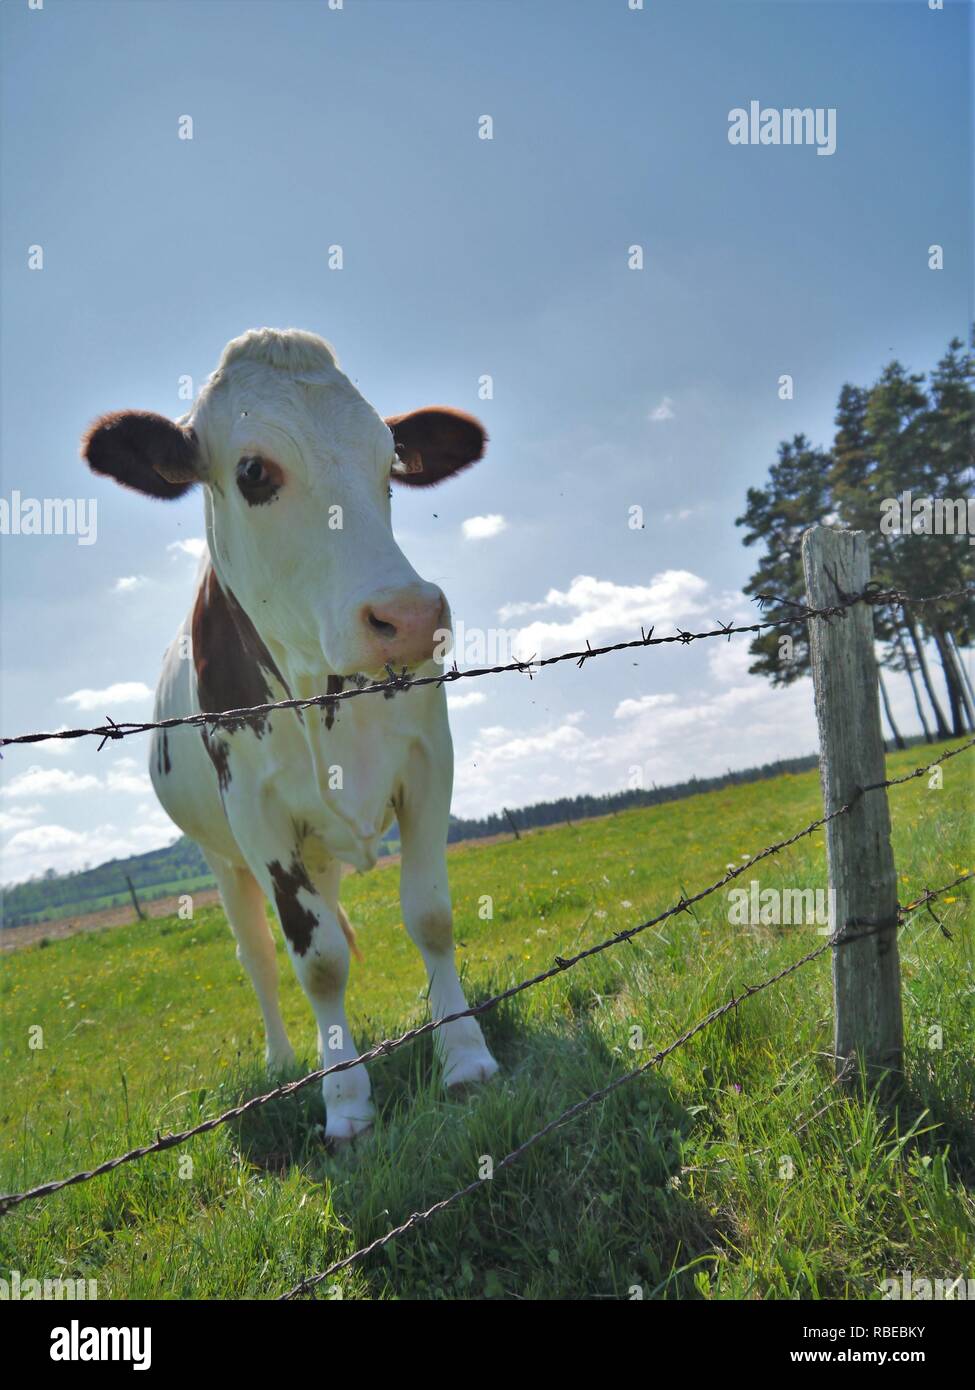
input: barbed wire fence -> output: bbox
[1,582,972,751]
[0,535,972,1300]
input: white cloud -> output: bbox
[59,681,153,713]
[447,690,487,712]
[0,804,42,833]
[451,712,594,817]
[499,570,713,659]
[614,692,679,720]
[649,396,675,422]
[462,514,507,541]
[168,538,207,560]
[28,728,75,757]
[1,758,153,803]
[0,767,100,799]
[105,756,152,795]
[113,575,147,593]
[2,805,178,885]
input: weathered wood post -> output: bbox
[125,874,147,922]
[801,526,903,1093]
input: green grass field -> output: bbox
[1,740,972,1300]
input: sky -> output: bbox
[1,0,971,884]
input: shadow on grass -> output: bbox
[896,1044,975,1183]
[224,987,725,1300]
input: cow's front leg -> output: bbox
[397,752,499,1090]
[272,858,373,1141]
[220,771,373,1143]
[246,846,373,1144]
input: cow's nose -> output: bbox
[360,583,447,666]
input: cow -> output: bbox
[82,328,499,1145]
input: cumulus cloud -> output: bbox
[2,804,178,885]
[498,570,713,659]
[462,514,507,541]
[105,757,152,795]
[0,767,100,799]
[28,728,75,757]
[113,576,147,593]
[447,690,487,712]
[59,681,153,712]
[168,538,207,560]
[0,804,42,833]
[649,396,675,422]
[613,692,679,720]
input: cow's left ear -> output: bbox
[385,408,487,487]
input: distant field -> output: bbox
[1,740,971,1300]
[3,873,220,929]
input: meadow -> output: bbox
[1,739,972,1300]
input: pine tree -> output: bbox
[734,435,832,684]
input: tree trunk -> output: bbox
[892,627,932,742]
[944,630,975,729]
[904,612,951,737]
[949,630,975,712]
[931,626,969,735]
[877,670,906,749]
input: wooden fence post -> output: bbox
[801,526,903,1093]
[125,874,147,922]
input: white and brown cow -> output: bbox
[83,328,498,1143]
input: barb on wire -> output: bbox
[0,738,970,1220]
[2,584,971,749]
[278,869,972,1300]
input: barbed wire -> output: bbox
[0,737,970,1219]
[277,871,972,1300]
[2,583,971,749]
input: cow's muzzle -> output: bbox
[357,581,448,670]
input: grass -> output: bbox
[0,739,972,1300]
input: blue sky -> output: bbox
[1,0,971,883]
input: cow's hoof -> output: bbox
[321,1117,374,1154]
[265,1046,297,1076]
[444,1051,500,1092]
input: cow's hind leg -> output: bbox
[205,853,296,1074]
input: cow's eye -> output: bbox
[235,456,281,505]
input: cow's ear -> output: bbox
[82,410,200,500]
[385,407,487,487]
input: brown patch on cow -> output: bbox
[323,675,343,730]
[409,907,454,956]
[206,735,232,794]
[268,856,318,956]
[191,565,296,788]
[192,565,290,728]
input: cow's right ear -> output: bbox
[82,411,200,500]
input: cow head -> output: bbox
[82,329,486,679]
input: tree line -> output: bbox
[736,332,975,745]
